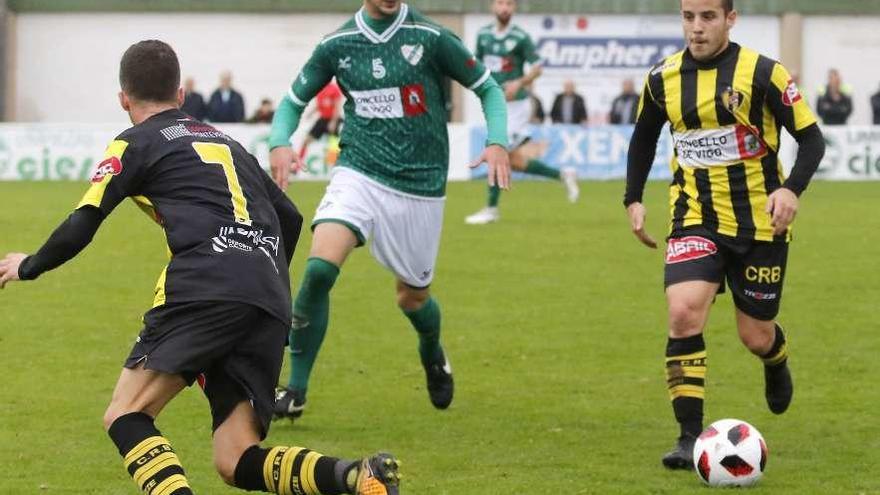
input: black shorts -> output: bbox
[124,301,287,439]
[664,227,789,321]
[308,117,341,140]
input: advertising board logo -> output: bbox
[536,37,681,71]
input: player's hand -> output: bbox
[270,146,302,191]
[626,202,658,249]
[766,187,799,236]
[469,144,511,190]
[0,253,27,289]
[504,80,523,101]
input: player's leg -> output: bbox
[103,366,193,495]
[662,280,719,469]
[215,309,400,495]
[299,118,328,160]
[278,169,373,420]
[398,281,453,409]
[727,241,793,414]
[277,222,359,419]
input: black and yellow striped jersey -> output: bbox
[636,42,817,242]
[78,109,292,323]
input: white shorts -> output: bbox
[507,98,532,150]
[312,167,445,288]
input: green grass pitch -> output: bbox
[0,180,878,494]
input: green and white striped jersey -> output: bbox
[288,3,491,197]
[475,23,541,102]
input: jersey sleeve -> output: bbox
[521,34,542,65]
[766,62,817,133]
[288,42,336,108]
[436,29,492,91]
[76,138,145,217]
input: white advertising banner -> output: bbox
[462,14,780,126]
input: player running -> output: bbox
[624,0,825,470]
[464,0,579,225]
[299,80,344,162]
[0,40,400,495]
[269,0,510,420]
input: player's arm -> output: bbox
[259,166,303,267]
[624,76,668,249]
[269,42,335,190]
[765,63,826,235]
[1,139,143,287]
[505,35,543,101]
[436,28,511,189]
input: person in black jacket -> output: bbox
[208,71,245,123]
[816,69,852,126]
[181,77,207,121]
[550,80,588,124]
[609,79,640,125]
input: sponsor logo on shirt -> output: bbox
[672,125,767,168]
[483,54,513,73]
[90,156,122,183]
[782,79,802,106]
[350,84,427,119]
[666,236,718,264]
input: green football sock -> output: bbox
[403,297,443,365]
[287,257,340,393]
[525,159,561,180]
[488,185,501,207]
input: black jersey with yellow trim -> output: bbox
[78,109,291,323]
[636,42,817,242]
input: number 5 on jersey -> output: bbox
[192,142,252,226]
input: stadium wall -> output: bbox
[1,0,9,120]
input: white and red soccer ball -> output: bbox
[693,419,768,487]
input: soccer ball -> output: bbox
[693,419,768,487]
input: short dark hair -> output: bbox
[119,40,180,103]
[681,0,734,13]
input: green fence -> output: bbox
[8,0,880,15]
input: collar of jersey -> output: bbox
[356,3,409,44]
[493,23,512,40]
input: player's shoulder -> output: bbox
[318,17,360,46]
[401,6,445,38]
[509,25,532,40]
[647,49,686,79]
[477,24,494,37]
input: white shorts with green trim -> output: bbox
[312,167,445,288]
[507,98,532,150]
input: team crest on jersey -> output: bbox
[401,44,424,66]
[90,156,122,183]
[372,58,386,79]
[782,79,803,106]
[505,39,517,52]
[721,86,745,114]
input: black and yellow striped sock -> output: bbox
[665,334,707,438]
[107,412,192,495]
[761,324,788,368]
[234,444,357,495]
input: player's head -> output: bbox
[363,0,401,17]
[827,69,841,90]
[492,0,516,26]
[118,40,183,114]
[680,0,736,62]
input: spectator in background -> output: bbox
[181,77,207,121]
[528,89,545,124]
[816,69,852,126]
[871,83,880,125]
[550,80,587,125]
[248,98,275,124]
[207,70,245,123]
[609,78,639,124]
[299,81,344,160]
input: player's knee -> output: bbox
[214,450,240,486]
[397,286,429,311]
[668,301,704,336]
[738,321,775,355]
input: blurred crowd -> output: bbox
[181,70,880,127]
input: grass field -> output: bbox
[0,179,878,494]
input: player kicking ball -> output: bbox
[0,40,399,495]
[625,0,825,470]
[465,0,579,225]
[269,0,511,421]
